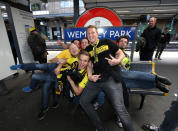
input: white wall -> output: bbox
[0,10,16,80]
[11,7,35,63]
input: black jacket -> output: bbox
[160,32,170,44]
[141,26,161,50]
[28,33,47,61]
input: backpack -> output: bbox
[136,37,146,52]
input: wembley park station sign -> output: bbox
[64,26,136,41]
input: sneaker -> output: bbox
[38,108,49,120]
[13,73,19,78]
[22,86,32,93]
[142,123,159,131]
[116,118,123,128]
[50,103,59,109]
[10,64,22,70]
[93,102,101,110]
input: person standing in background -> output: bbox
[28,27,48,64]
[155,27,171,60]
[140,17,161,61]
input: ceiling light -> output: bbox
[33,10,49,15]
[153,9,177,12]
[151,14,158,15]
[116,10,131,13]
[130,15,139,16]
[162,14,175,15]
[0,6,6,9]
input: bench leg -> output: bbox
[139,95,146,110]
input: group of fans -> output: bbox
[10,25,174,131]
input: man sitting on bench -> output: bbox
[94,36,172,128]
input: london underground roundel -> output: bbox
[76,7,123,27]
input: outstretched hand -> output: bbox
[105,54,119,66]
[54,67,60,75]
[89,75,101,82]
[67,75,72,82]
[57,40,63,45]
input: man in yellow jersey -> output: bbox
[54,50,89,103]
[57,39,80,49]
[10,44,80,119]
[21,43,79,92]
[38,50,90,120]
[48,46,72,63]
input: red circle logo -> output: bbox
[76,7,123,27]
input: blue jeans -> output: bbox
[121,67,156,89]
[159,98,178,131]
[96,91,105,105]
[80,77,133,131]
[41,80,59,110]
[21,63,58,90]
[21,63,57,74]
[72,95,81,104]
[96,68,156,106]
[21,63,59,110]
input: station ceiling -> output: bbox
[1,0,178,22]
[82,0,178,20]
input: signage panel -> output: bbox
[64,27,136,41]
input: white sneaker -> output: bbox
[116,119,123,128]
[93,102,100,110]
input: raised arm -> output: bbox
[105,49,125,66]
[54,59,67,75]
[87,61,100,82]
[57,40,69,49]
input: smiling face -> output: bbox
[73,40,80,48]
[117,38,128,49]
[81,38,89,49]
[78,54,90,70]
[86,26,99,44]
[69,43,79,57]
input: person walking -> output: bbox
[140,17,161,61]
[155,27,171,60]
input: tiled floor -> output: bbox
[0,51,178,131]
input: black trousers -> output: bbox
[80,77,133,131]
[159,98,178,131]
[140,48,155,61]
[155,43,166,59]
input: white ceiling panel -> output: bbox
[82,0,178,19]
